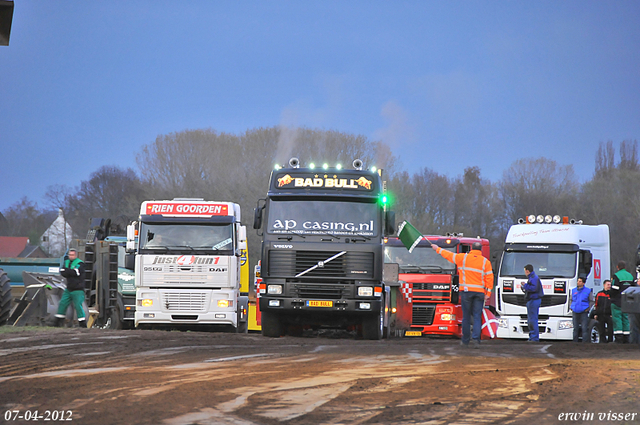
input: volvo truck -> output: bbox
[253,158,395,339]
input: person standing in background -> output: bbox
[593,279,613,343]
[570,277,593,343]
[611,261,634,343]
[54,249,87,328]
[521,264,544,342]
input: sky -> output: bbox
[1,1,639,212]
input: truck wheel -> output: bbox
[362,312,383,340]
[235,309,248,334]
[261,310,284,337]
[92,300,124,330]
[0,270,12,326]
[588,320,601,344]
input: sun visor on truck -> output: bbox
[140,215,236,224]
[504,243,579,252]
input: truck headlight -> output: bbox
[558,320,573,330]
[497,318,509,328]
[139,299,153,307]
[358,287,373,296]
[440,314,456,321]
[217,299,230,308]
[359,302,371,310]
[267,284,283,295]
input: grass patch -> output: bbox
[0,326,64,334]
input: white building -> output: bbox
[41,209,76,257]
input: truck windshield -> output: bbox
[139,223,234,252]
[384,246,456,272]
[499,251,577,278]
[266,200,379,236]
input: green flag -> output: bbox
[397,220,429,253]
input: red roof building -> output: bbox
[0,236,48,258]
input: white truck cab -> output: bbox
[129,199,248,331]
[496,215,610,340]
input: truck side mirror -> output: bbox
[126,222,137,251]
[384,211,396,236]
[238,225,247,250]
[125,253,135,271]
[253,199,265,230]
[636,243,640,269]
[578,250,593,279]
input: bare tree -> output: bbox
[1,197,52,246]
[66,166,146,236]
[44,184,73,249]
[595,140,616,177]
[136,126,398,274]
[619,139,639,171]
[582,141,640,271]
[499,157,580,225]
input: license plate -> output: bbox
[405,331,422,336]
[306,300,333,307]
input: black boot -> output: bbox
[54,317,64,328]
[78,319,87,328]
[615,334,624,343]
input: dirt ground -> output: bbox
[1,328,639,425]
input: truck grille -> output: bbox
[294,284,347,299]
[268,250,374,278]
[412,282,452,302]
[502,294,567,308]
[412,305,436,326]
[162,293,207,311]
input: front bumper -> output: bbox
[259,297,382,314]
[496,315,574,340]
[135,310,237,327]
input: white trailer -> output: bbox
[496,215,610,340]
[129,199,248,331]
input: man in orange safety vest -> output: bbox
[431,241,493,348]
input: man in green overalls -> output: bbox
[54,249,87,328]
[611,261,634,343]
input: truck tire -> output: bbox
[0,269,12,326]
[92,297,124,330]
[261,310,284,337]
[588,319,602,344]
[362,312,383,340]
[235,308,248,334]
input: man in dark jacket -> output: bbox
[54,249,87,328]
[594,279,613,343]
[521,264,544,342]
[611,261,634,343]
[570,277,593,343]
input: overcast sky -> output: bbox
[1,1,639,212]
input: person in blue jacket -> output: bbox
[570,277,594,343]
[521,264,544,342]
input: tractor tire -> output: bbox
[0,269,12,326]
[261,310,284,337]
[362,311,383,340]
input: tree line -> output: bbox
[1,127,638,275]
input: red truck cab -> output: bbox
[384,235,491,337]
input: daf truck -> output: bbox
[384,234,491,337]
[496,215,610,340]
[129,199,249,331]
